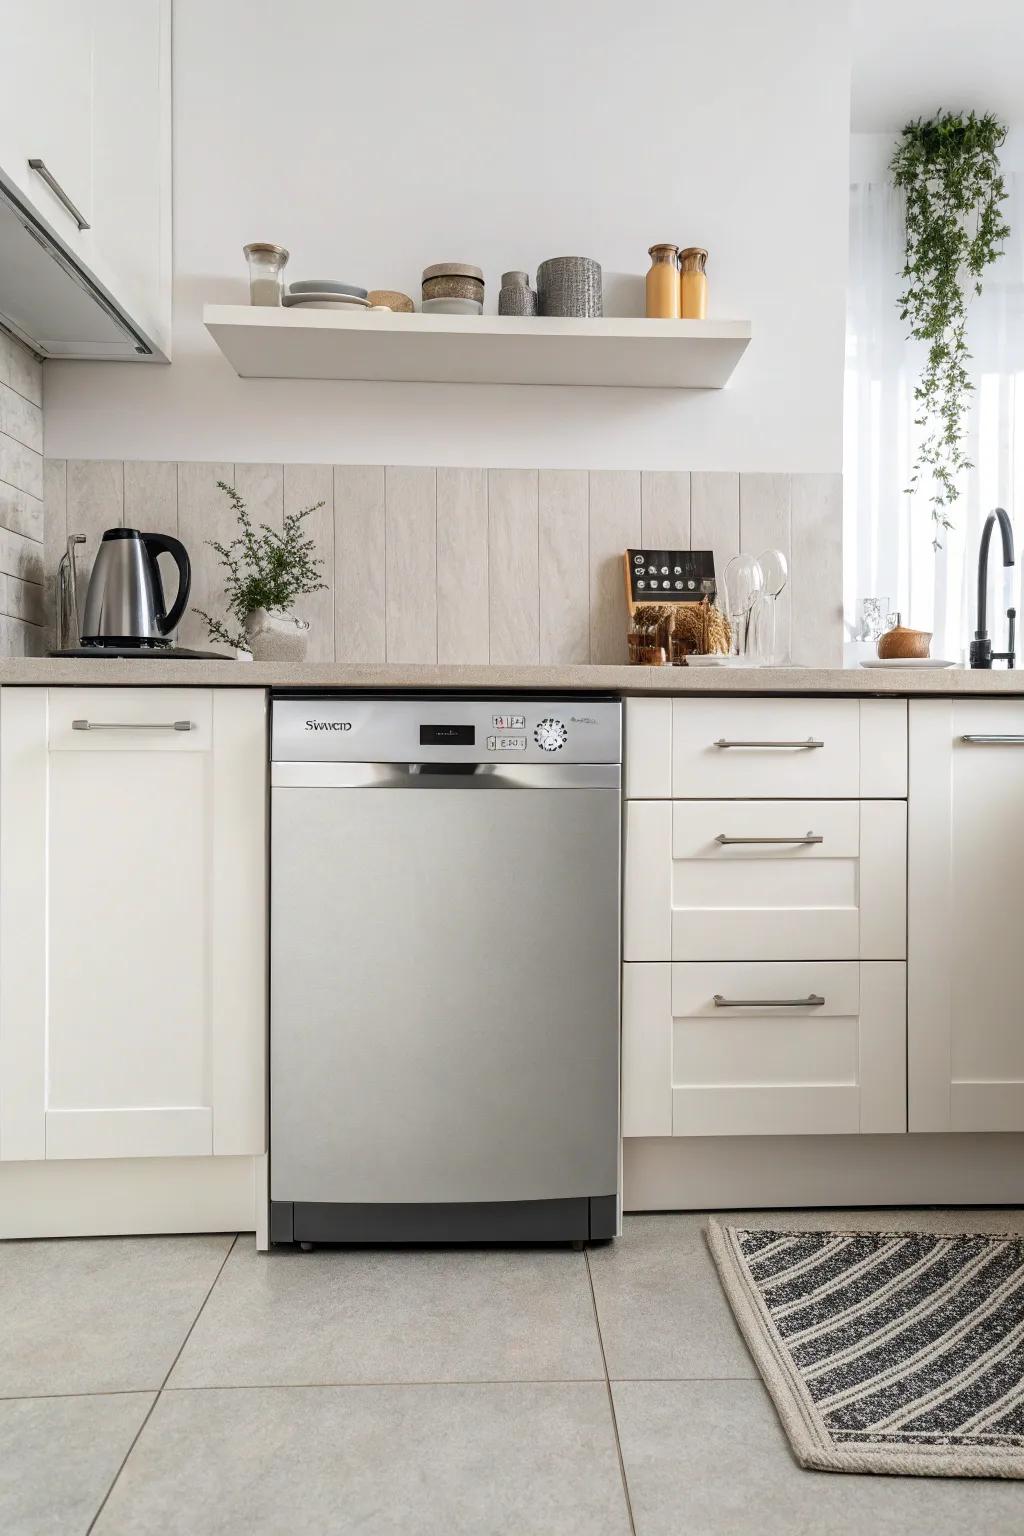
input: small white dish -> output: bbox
[859,657,958,669]
[282,292,371,310]
[683,654,749,667]
[289,279,368,298]
[421,296,483,315]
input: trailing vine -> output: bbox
[890,110,1010,545]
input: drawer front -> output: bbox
[622,960,906,1138]
[623,698,908,799]
[625,799,906,962]
[47,689,214,752]
[673,698,860,797]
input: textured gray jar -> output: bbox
[499,272,538,315]
[536,256,603,317]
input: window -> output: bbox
[844,174,1024,662]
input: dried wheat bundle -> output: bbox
[672,598,731,656]
[631,603,670,636]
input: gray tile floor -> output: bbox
[2,1210,1024,1534]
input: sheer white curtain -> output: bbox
[844,174,1024,662]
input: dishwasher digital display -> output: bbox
[419,723,475,746]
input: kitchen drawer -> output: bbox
[624,799,906,962]
[46,689,214,752]
[622,961,906,1138]
[624,698,907,799]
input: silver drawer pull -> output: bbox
[713,994,826,1008]
[72,719,193,732]
[27,158,91,230]
[715,833,822,846]
[714,737,824,749]
[960,734,1024,745]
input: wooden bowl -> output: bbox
[877,624,931,660]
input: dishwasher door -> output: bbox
[270,765,620,1233]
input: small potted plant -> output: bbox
[194,480,327,661]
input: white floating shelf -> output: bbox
[203,305,751,389]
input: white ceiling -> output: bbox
[851,0,1024,131]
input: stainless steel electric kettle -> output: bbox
[79,528,191,647]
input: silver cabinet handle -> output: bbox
[960,734,1024,745]
[714,738,824,749]
[72,719,193,732]
[27,159,90,230]
[713,994,826,1008]
[715,833,822,846]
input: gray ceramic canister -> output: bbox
[498,270,538,316]
[536,256,603,317]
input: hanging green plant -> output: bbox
[890,110,1010,546]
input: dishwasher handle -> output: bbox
[271,761,621,791]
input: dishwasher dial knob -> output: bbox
[534,718,568,752]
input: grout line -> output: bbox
[84,1234,239,1535]
[160,1376,610,1391]
[0,1387,158,1403]
[585,1250,637,1536]
[0,1371,763,1406]
[605,1375,759,1384]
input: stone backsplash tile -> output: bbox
[41,462,843,667]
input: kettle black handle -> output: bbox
[142,533,191,636]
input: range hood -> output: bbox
[0,179,153,360]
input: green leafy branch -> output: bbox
[890,110,1010,547]
[193,481,327,651]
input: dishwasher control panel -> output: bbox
[272,696,621,765]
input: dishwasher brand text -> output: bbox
[305,719,352,731]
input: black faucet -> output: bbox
[970,507,1016,669]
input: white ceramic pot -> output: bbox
[244,607,310,662]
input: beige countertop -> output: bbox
[3,658,1024,693]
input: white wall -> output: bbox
[850,0,1024,133]
[43,0,851,472]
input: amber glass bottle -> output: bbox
[645,244,680,318]
[679,247,708,318]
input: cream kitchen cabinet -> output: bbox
[623,961,907,1137]
[0,1,94,261]
[909,699,1024,1132]
[0,1,171,359]
[624,798,906,962]
[626,697,908,800]
[0,688,266,1162]
[622,695,909,1140]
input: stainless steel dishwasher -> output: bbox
[269,695,622,1247]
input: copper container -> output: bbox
[628,633,669,666]
[877,615,931,659]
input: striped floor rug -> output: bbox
[707,1221,1024,1478]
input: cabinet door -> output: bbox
[624,799,906,962]
[909,700,1024,1131]
[0,1,94,259]
[0,689,266,1162]
[624,698,907,800]
[89,0,172,357]
[622,961,906,1137]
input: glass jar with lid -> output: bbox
[243,242,289,306]
[679,247,708,319]
[645,244,680,318]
